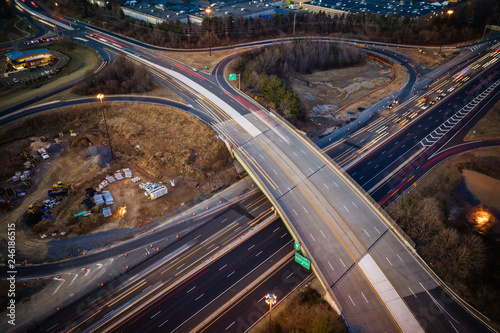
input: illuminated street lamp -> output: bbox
[265,293,277,333]
[96,94,114,160]
[205,7,212,56]
[439,10,454,56]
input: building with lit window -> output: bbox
[5,49,54,69]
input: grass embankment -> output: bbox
[0,41,100,110]
[0,15,39,44]
[464,99,500,141]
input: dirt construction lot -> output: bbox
[0,103,238,263]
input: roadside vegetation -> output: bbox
[389,147,500,326]
[37,0,500,49]
[73,57,157,95]
[254,286,346,333]
[232,40,365,121]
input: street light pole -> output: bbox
[265,293,277,333]
[96,94,114,160]
[205,8,212,56]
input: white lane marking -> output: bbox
[286,272,294,279]
[176,263,185,270]
[248,245,255,250]
[386,257,393,266]
[278,188,283,195]
[255,251,262,257]
[333,181,339,187]
[288,187,292,193]
[85,269,91,277]
[397,254,404,262]
[374,164,379,169]
[273,169,278,174]
[374,226,381,234]
[219,264,227,271]
[207,244,215,250]
[293,209,298,216]
[69,274,78,286]
[339,258,346,267]
[310,233,316,242]
[52,278,65,295]
[303,206,309,214]
[187,286,196,293]
[349,294,356,306]
[226,321,236,330]
[194,234,201,240]
[142,285,152,293]
[234,226,241,232]
[151,311,161,319]
[47,323,59,331]
[301,149,306,154]
[159,319,169,327]
[281,233,287,238]
[352,201,358,208]
[273,227,280,233]
[409,287,417,298]
[419,282,460,330]
[293,151,298,156]
[343,205,350,212]
[361,292,369,303]
[227,271,235,277]
[104,310,115,318]
[91,297,102,304]
[363,229,370,238]
[195,294,204,301]
[328,261,334,271]
[309,167,314,173]
[259,154,264,159]
[96,263,103,270]
[324,183,329,189]
[221,218,228,223]
[320,230,326,238]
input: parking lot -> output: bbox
[307,0,448,17]
[0,50,68,89]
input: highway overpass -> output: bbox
[5,3,494,329]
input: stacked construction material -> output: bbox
[103,191,113,205]
[94,194,104,205]
[131,177,141,183]
[102,207,112,217]
[123,168,133,178]
[139,182,167,200]
[114,170,124,181]
[105,175,116,184]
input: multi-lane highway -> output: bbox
[4,1,499,332]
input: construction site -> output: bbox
[0,102,240,263]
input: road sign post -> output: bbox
[229,73,240,90]
[295,253,310,270]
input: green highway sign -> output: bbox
[229,74,237,81]
[295,253,310,270]
[294,241,300,251]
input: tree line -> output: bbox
[38,0,500,49]
[232,40,364,121]
[73,57,157,95]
